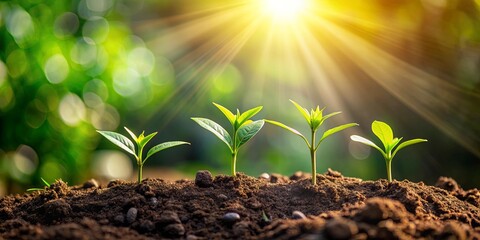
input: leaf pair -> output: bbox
[350,120,427,182]
[192,103,264,176]
[97,127,190,183]
[266,100,358,185]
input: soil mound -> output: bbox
[1,169,479,239]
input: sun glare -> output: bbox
[261,0,310,22]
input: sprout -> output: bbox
[266,100,358,185]
[97,127,190,183]
[350,120,427,182]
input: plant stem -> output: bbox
[386,159,392,182]
[138,163,143,183]
[231,152,237,177]
[310,129,317,185]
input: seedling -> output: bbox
[350,120,427,182]
[27,177,51,192]
[191,102,264,176]
[97,127,190,183]
[266,100,358,185]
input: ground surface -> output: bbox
[1,169,479,239]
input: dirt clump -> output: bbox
[1,169,479,239]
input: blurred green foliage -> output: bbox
[1,0,479,194]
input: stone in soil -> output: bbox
[195,170,213,188]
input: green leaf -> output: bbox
[40,177,50,187]
[265,120,310,147]
[387,137,402,153]
[320,111,341,124]
[124,127,137,142]
[191,117,233,151]
[371,120,394,151]
[350,135,386,156]
[213,102,236,126]
[139,132,157,148]
[392,138,427,158]
[236,120,264,148]
[321,123,358,141]
[237,106,263,127]
[97,130,136,156]
[290,100,311,125]
[265,120,304,138]
[145,141,190,162]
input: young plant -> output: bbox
[97,127,190,183]
[191,102,264,177]
[266,100,358,185]
[350,120,427,182]
[27,177,51,192]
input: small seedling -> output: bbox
[266,100,358,185]
[97,127,190,183]
[191,102,264,176]
[350,120,427,182]
[27,177,51,192]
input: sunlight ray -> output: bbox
[317,18,480,157]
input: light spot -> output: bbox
[113,68,142,96]
[44,54,70,84]
[89,103,120,130]
[92,151,133,180]
[0,84,14,110]
[59,93,86,126]
[6,50,27,78]
[82,17,109,43]
[54,12,79,38]
[13,145,38,175]
[128,47,155,76]
[6,7,34,44]
[83,79,109,101]
[349,141,371,160]
[70,37,97,67]
[212,65,242,94]
[86,0,114,13]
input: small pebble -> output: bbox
[149,197,158,206]
[222,212,241,223]
[126,207,138,224]
[218,194,228,201]
[292,210,307,219]
[82,179,99,189]
[259,173,270,179]
[159,211,181,225]
[195,170,213,188]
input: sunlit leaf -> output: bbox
[387,137,402,153]
[290,100,311,125]
[265,120,310,147]
[392,138,427,158]
[139,132,157,148]
[145,141,190,162]
[316,123,358,150]
[350,135,385,156]
[213,102,236,126]
[237,106,263,127]
[124,126,137,142]
[372,120,393,151]
[191,117,233,151]
[236,120,264,148]
[97,130,136,157]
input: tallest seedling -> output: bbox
[266,100,358,185]
[192,103,264,176]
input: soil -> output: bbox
[1,169,479,239]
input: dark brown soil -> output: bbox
[1,169,479,239]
